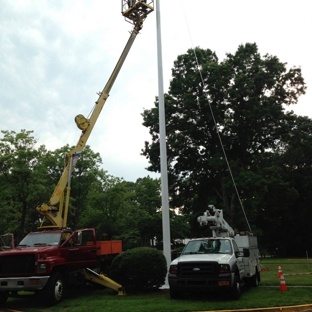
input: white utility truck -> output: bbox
[168,205,261,299]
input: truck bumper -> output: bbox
[169,273,233,291]
[0,276,50,291]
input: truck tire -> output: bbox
[246,269,260,287]
[229,275,241,300]
[251,270,260,287]
[0,291,9,306]
[169,287,180,299]
[45,272,65,305]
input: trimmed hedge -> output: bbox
[110,247,167,292]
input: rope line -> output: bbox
[283,272,312,276]
[180,0,251,232]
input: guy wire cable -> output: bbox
[180,0,252,232]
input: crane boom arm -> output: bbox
[49,25,140,207]
[36,1,154,229]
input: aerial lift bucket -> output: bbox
[121,0,154,25]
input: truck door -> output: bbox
[232,240,244,280]
[61,229,98,269]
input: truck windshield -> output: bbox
[182,239,232,255]
[17,233,62,247]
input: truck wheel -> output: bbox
[229,275,241,300]
[45,272,65,305]
[0,291,9,306]
[169,287,180,299]
[251,270,260,287]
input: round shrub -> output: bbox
[110,247,167,292]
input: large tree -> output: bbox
[254,115,312,256]
[68,145,102,229]
[142,43,306,231]
[79,171,127,240]
[0,130,49,241]
[81,176,162,245]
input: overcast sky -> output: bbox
[1,0,311,182]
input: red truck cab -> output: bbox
[0,228,99,306]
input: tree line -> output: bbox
[1,43,311,257]
[0,130,189,248]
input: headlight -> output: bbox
[219,264,230,273]
[169,265,178,274]
[37,263,47,273]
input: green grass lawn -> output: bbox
[4,258,312,312]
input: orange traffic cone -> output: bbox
[280,275,288,291]
[277,264,283,278]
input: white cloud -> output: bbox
[1,0,311,182]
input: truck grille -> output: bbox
[178,261,218,278]
[0,255,35,274]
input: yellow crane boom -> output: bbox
[37,1,154,229]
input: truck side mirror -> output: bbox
[243,248,250,257]
[235,251,244,258]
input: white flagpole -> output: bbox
[156,0,171,288]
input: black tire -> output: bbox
[229,275,241,300]
[251,270,260,287]
[0,291,9,306]
[45,272,65,305]
[169,287,180,299]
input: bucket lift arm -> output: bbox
[37,1,154,229]
[197,205,235,237]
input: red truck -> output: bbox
[0,229,122,305]
[0,1,154,307]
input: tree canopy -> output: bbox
[0,130,189,249]
[0,130,49,241]
[142,43,311,256]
